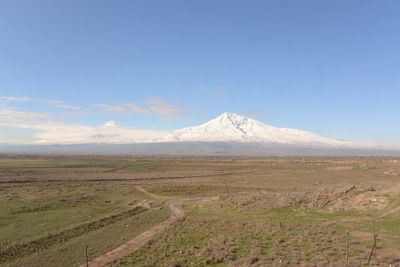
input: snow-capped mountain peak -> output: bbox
[103,120,122,128]
[173,112,348,145]
[26,112,391,150]
[209,112,252,128]
[93,113,350,146]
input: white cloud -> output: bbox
[1,95,185,120]
[32,123,171,145]
[46,100,82,110]
[54,104,81,110]
[0,96,33,102]
[61,111,92,116]
[94,102,148,115]
[0,134,37,145]
[0,106,111,144]
[0,107,52,129]
[94,97,182,120]
[0,96,195,144]
[0,96,83,110]
[145,97,182,120]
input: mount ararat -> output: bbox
[2,112,399,155]
[35,112,352,146]
[31,112,392,149]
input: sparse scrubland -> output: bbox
[0,155,400,266]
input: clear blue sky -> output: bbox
[1,0,400,143]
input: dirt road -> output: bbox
[82,187,202,267]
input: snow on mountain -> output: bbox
[103,120,122,128]
[30,112,387,149]
[5,112,399,154]
[172,112,350,146]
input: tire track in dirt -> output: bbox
[82,186,206,267]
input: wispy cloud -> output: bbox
[0,95,198,144]
[54,104,82,110]
[0,96,83,110]
[94,97,183,120]
[61,111,92,116]
[0,106,94,144]
[46,100,82,110]
[1,95,189,121]
[94,102,148,115]
[0,96,33,102]
[145,97,183,120]
[0,106,52,129]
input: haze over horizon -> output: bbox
[1,1,400,145]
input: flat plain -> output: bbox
[0,155,399,266]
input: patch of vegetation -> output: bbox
[0,182,149,246]
[121,216,350,266]
[10,207,170,267]
[2,155,400,266]
[0,206,148,263]
[145,184,255,198]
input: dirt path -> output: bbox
[135,185,177,200]
[81,186,203,267]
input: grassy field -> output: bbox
[1,155,400,266]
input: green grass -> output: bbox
[2,156,400,265]
[0,182,150,246]
[182,195,400,264]
[121,216,348,266]
[8,207,170,267]
[144,184,257,198]
[0,156,257,174]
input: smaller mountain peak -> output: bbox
[103,120,122,128]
